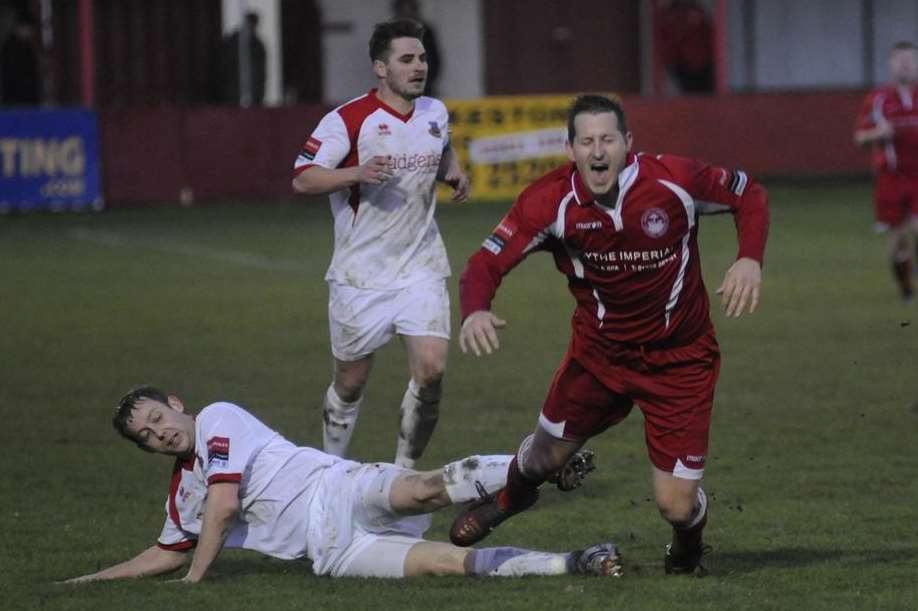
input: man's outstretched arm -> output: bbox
[63,545,188,583]
[180,482,240,583]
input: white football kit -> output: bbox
[156,402,429,577]
[294,90,453,360]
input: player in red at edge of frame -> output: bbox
[450,94,769,576]
[854,41,918,304]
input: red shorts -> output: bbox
[540,331,720,478]
[874,172,918,228]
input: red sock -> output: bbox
[892,258,914,298]
[497,457,541,510]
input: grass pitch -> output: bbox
[1,182,916,610]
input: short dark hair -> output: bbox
[567,94,628,142]
[112,385,169,451]
[891,41,917,53]
[369,19,425,62]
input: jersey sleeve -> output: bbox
[293,111,351,176]
[196,403,269,486]
[661,155,769,264]
[855,90,883,131]
[459,188,561,320]
[157,509,196,552]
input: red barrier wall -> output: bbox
[98,90,870,205]
[622,90,868,176]
[99,105,328,204]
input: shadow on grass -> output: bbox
[711,546,918,575]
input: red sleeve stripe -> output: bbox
[207,473,242,485]
[158,540,195,551]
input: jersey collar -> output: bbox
[369,89,415,122]
[571,153,640,206]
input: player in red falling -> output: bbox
[450,94,769,576]
[854,41,918,303]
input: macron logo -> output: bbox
[575,221,603,230]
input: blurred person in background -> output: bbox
[854,41,918,304]
[0,11,40,105]
[219,11,266,106]
[655,0,714,94]
[291,20,469,469]
[450,94,769,577]
[62,386,616,582]
[392,0,441,97]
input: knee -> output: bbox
[334,372,368,403]
[656,490,698,527]
[412,360,445,396]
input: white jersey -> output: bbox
[156,402,343,564]
[294,89,452,290]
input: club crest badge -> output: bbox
[428,121,442,138]
[641,208,669,238]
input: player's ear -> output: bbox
[167,395,185,413]
[372,59,387,79]
[565,139,575,163]
[625,131,633,152]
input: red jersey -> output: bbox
[856,84,918,176]
[460,153,769,356]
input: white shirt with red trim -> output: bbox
[156,402,341,561]
[293,90,452,290]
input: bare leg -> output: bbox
[323,355,373,457]
[388,454,514,514]
[653,466,708,573]
[887,225,914,301]
[396,335,448,467]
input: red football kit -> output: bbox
[460,153,769,476]
[856,83,918,227]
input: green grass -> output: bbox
[2,183,917,610]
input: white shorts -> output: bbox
[312,461,432,578]
[328,278,451,362]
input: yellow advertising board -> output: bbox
[439,94,579,201]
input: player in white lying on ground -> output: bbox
[63,386,617,583]
[291,19,470,468]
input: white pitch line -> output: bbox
[66,227,304,273]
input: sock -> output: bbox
[442,454,513,503]
[465,546,569,577]
[671,487,708,555]
[322,385,362,457]
[395,379,440,468]
[496,456,542,511]
[892,256,914,298]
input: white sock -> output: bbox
[322,385,362,457]
[443,454,513,503]
[469,547,569,577]
[395,379,440,468]
[685,487,708,529]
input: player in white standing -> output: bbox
[291,19,470,468]
[62,386,616,583]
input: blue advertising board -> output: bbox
[0,109,103,212]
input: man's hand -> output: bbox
[459,311,507,356]
[873,117,895,141]
[355,155,394,185]
[444,170,471,203]
[716,257,761,317]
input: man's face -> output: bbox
[125,396,195,457]
[566,111,633,198]
[889,48,918,85]
[375,37,427,100]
